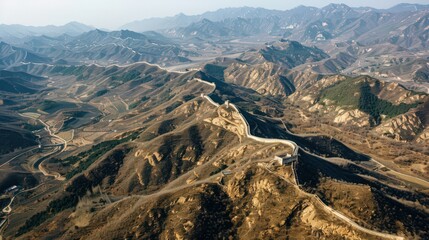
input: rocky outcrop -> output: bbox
[292,75,427,136]
[306,102,370,128]
[300,204,366,240]
[224,62,295,97]
[204,106,246,140]
[290,74,346,103]
[378,82,426,105]
[375,112,424,141]
[416,128,429,144]
[333,109,369,127]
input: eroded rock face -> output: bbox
[307,102,370,128]
[334,109,369,127]
[173,100,202,117]
[299,204,362,240]
[416,128,429,144]
[204,106,246,140]
[224,62,294,97]
[290,75,347,104]
[291,75,428,140]
[378,82,426,105]
[375,112,424,141]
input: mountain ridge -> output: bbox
[0,22,95,40]
[121,4,429,32]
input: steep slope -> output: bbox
[0,125,37,155]
[1,62,427,240]
[387,3,429,13]
[223,62,295,97]
[414,63,429,83]
[197,40,327,98]
[392,12,429,48]
[257,40,329,68]
[171,19,231,38]
[0,110,39,155]
[291,75,429,141]
[0,42,50,69]
[0,70,46,154]
[236,40,329,68]
[296,151,429,238]
[0,70,45,94]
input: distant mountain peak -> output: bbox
[388,3,429,13]
[0,22,95,39]
[64,21,87,26]
[322,3,353,13]
[327,3,348,7]
[118,29,146,39]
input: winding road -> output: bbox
[18,114,67,180]
[2,181,49,214]
[19,114,67,151]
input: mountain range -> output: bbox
[0,22,94,41]
[122,4,429,32]
[155,4,429,49]
[0,3,429,240]
[0,29,196,67]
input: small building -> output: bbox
[4,185,18,193]
[274,154,297,165]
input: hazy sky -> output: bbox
[0,0,427,29]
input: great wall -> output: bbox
[196,78,404,240]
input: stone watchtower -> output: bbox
[274,154,296,165]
